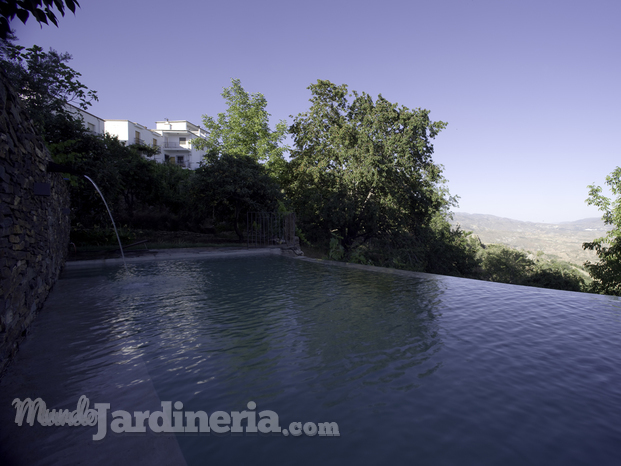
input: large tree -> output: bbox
[583,166,621,295]
[0,41,97,136]
[286,80,449,250]
[193,78,288,176]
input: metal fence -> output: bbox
[247,212,296,248]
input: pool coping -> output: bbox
[289,255,443,279]
[63,246,437,280]
[64,246,284,268]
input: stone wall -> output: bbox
[0,71,71,376]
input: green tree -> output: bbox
[525,264,585,292]
[476,244,585,291]
[0,41,97,135]
[286,79,449,250]
[47,128,159,227]
[478,245,536,284]
[0,0,79,40]
[583,167,621,295]
[188,154,281,240]
[150,161,193,223]
[193,78,288,176]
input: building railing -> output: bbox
[164,142,190,149]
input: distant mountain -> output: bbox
[449,213,612,265]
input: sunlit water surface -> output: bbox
[1,255,621,465]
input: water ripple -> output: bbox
[2,256,621,465]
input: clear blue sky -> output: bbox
[12,0,621,223]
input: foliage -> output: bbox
[478,245,535,284]
[525,263,585,292]
[193,78,289,177]
[328,233,345,261]
[351,218,480,277]
[583,166,621,295]
[47,128,159,227]
[188,154,281,240]
[0,0,79,40]
[0,41,97,135]
[149,162,192,218]
[286,80,450,251]
[477,245,585,292]
[128,141,160,157]
[421,218,481,276]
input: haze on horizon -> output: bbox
[11,0,620,224]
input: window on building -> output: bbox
[152,138,157,148]
[135,131,141,144]
[179,137,186,145]
[87,123,95,132]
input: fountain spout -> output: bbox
[83,175,127,271]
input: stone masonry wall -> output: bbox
[0,71,71,376]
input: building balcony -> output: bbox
[164,142,190,150]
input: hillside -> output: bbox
[449,213,612,265]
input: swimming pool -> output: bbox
[1,253,621,465]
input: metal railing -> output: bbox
[247,212,296,248]
[164,142,190,149]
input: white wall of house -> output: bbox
[104,120,163,163]
[104,120,162,145]
[103,120,130,141]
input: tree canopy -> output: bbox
[193,78,288,175]
[0,41,97,135]
[286,79,450,250]
[0,0,79,40]
[583,167,621,295]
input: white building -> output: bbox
[154,120,209,169]
[66,105,208,169]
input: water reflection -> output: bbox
[74,257,448,411]
[288,264,445,398]
[3,256,621,466]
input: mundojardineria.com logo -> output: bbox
[12,395,340,440]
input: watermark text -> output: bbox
[12,396,340,440]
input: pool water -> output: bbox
[1,254,621,465]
